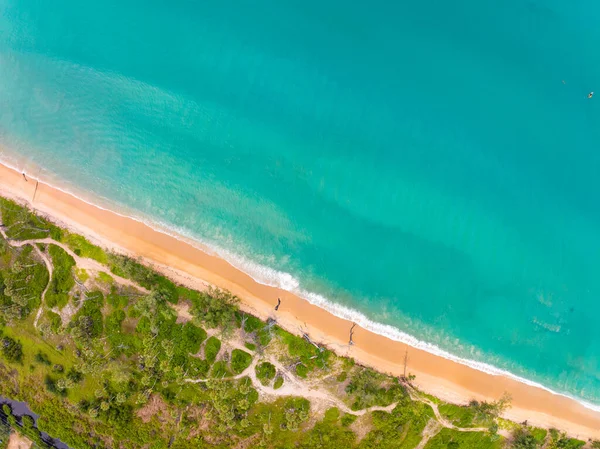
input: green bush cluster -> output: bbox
[0,243,48,321]
[256,361,276,385]
[231,349,252,374]
[204,336,221,363]
[46,245,75,309]
[0,198,62,241]
[61,232,107,263]
[345,367,405,410]
[0,335,23,363]
[107,253,178,303]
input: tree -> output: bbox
[191,287,239,329]
[469,392,511,420]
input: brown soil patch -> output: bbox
[7,432,32,449]
[136,394,172,425]
[350,413,373,443]
[174,302,194,323]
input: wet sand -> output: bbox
[1,161,599,439]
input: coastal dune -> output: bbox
[1,161,599,439]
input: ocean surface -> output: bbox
[1,0,600,405]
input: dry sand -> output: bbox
[1,161,600,440]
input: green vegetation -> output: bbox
[345,367,404,410]
[1,335,23,363]
[97,271,114,284]
[61,232,107,263]
[511,428,541,449]
[273,376,284,390]
[231,349,252,374]
[46,245,75,309]
[425,428,502,449]
[204,335,222,363]
[0,197,585,449]
[256,361,276,385]
[0,243,48,321]
[546,429,585,449]
[0,197,62,241]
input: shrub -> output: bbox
[106,287,129,309]
[190,287,239,329]
[75,268,89,282]
[231,349,252,374]
[324,407,340,423]
[336,371,348,382]
[241,314,264,333]
[204,336,221,363]
[61,233,107,263]
[35,351,52,365]
[107,254,178,303]
[512,429,539,449]
[296,364,308,378]
[345,367,405,410]
[70,291,104,339]
[45,310,62,333]
[255,362,276,385]
[1,336,23,363]
[341,414,357,427]
[67,368,83,383]
[211,361,231,378]
[21,414,35,429]
[178,322,207,355]
[273,376,284,390]
[188,357,210,378]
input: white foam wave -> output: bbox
[4,155,600,413]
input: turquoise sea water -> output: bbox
[1,0,600,404]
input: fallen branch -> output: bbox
[349,323,357,346]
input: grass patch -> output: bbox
[75,268,89,283]
[97,272,114,284]
[424,428,502,449]
[273,376,284,390]
[60,233,107,263]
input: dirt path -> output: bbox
[415,419,443,449]
[32,244,53,328]
[409,389,490,433]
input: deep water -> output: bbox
[1,0,599,403]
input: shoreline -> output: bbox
[1,161,600,439]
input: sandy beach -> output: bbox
[1,161,599,440]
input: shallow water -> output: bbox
[0,0,599,404]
